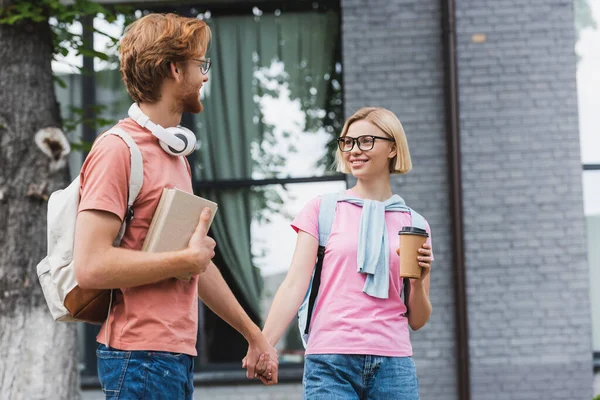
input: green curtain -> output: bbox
[194,11,339,319]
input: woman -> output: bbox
[254,107,433,399]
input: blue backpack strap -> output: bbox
[317,192,339,246]
[408,208,426,231]
[298,192,340,348]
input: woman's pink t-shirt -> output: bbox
[291,190,433,357]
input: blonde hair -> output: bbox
[335,107,412,174]
[120,13,212,103]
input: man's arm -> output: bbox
[74,208,215,289]
[197,262,278,381]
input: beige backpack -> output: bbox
[36,127,143,324]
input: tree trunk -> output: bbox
[0,19,79,400]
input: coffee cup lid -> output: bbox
[398,226,429,237]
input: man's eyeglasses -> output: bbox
[192,58,211,75]
[337,135,394,152]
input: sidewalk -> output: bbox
[82,383,303,399]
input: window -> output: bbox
[575,0,600,366]
[188,2,345,374]
[52,1,344,382]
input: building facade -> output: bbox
[75,0,596,399]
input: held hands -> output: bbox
[185,208,216,276]
[397,243,433,283]
[242,333,279,385]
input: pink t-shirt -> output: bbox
[78,118,199,356]
[291,189,433,357]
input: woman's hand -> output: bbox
[396,242,433,284]
[415,243,432,284]
[397,242,433,330]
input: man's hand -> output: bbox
[184,208,216,276]
[242,332,279,385]
[258,359,279,385]
[244,353,273,383]
[242,354,279,385]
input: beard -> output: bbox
[180,87,203,114]
[177,76,203,114]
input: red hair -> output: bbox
[119,13,211,103]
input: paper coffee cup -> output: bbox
[399,226,429,279]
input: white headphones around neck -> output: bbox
[128,103,197,156]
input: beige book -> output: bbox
[143,188,218,280]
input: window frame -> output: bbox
[585,163,600,372]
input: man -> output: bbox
[73,13,277,399]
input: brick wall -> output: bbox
[342,0,458,398]
[455,0,593,398]
[342,0,593,399]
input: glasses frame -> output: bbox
[337,135,395,152]
[192,58,212,75]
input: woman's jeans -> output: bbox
[96,344,194,400]
[303,354,419,400]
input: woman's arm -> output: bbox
[407,243,433,330]
[242,230,319,385]
[261,231,319,346]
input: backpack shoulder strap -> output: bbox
[408,208,426,231]
[317,192,341,246]
[96,128,144,247]
[302,191,343,340]
[97,127,144,212]
[94,127,144,346]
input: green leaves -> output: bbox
[77,47,110,61]
[0,0,108,25]
[0,0,132,71]
[1,0,134,142]
[62,105,117,137]
[0,1,46,24]
[53,74,67,88]
[69,140,93,153]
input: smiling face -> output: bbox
[177,56,209,114]
[119,13,211,105]
[342,120,397,179]
[334,107,412,176]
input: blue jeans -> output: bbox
[303,354,419,400]
[96,344,194,400]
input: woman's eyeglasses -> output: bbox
[337,135,394,152]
